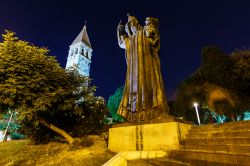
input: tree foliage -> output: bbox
[107,86,124,122]
[175,46,250,122]
[230,50,250,109]
[0,31,107,144]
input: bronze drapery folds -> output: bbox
[117,15,169,122]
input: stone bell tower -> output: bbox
[66,24,93,76]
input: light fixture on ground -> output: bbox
[193,102,201,126]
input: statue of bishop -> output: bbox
[117,15,169,122]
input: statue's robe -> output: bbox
[117,30,169,121]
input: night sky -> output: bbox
[1,0,250,101]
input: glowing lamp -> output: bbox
[193,102,201,126]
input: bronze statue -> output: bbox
[117,15,169,122]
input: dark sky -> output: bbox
[1,0,250,101]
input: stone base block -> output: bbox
[108,122,192,153]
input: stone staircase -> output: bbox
[127,158,190,166]
[168,120,250,166]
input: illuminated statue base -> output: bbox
[108,120,192,153]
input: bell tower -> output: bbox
[66,24,93,76]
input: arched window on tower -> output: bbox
[80,48,84,55]
[75,48,78,54]
[86,51,89,59]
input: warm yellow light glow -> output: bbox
[193,102,198,107]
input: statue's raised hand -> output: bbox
[117,20,124,33]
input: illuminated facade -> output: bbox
[66,25,92,76]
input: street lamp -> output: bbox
[193,102,201,126]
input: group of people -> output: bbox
[117,15,169,122]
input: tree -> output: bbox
[107,86,124,122]
[174,82,207,123]
[200,46,233,87]
[175,46,250,122]
[0,31,107,146]
[230,50,250,110]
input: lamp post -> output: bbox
[2,111,14,142]
[193,102,201,126]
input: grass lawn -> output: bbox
[0,135,115,166]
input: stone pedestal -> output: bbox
[108,122,192,153]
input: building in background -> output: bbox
[66,24,92,76]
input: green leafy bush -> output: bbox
[107,86,124,122]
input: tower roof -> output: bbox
[71,25,92,49]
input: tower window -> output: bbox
[86,51,88,59]
[75,48,78,54]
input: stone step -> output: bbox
[191,125,250,132]
[127,159,155,166]
[169,149,250,165]
[173,160,240,166]
[127,158,190,166]
[184,137,250,145]
[191,120,250,132]
[186,130,250,139]
[181,144,250,154]
[147,158,191,166]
